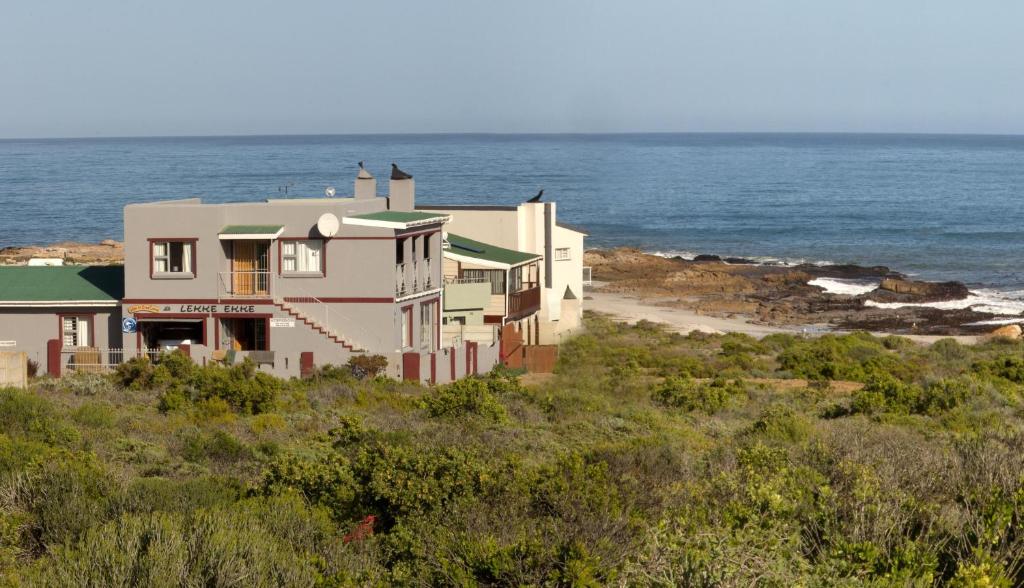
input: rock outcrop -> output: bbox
[988,324,1023,340]
[873,277,970,302]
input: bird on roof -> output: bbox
[527,189,544,203]
[391,163,413,180]
[357,161,373,179]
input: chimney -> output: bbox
[354,161,376,200]
[388,163,415,211]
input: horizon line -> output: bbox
[4,130,1024,142]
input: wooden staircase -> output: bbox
[273,300,365,352]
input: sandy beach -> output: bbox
[586,284,982,345]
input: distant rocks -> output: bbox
[988,324,1023,340]
[693,254,721,262]
[873,277,969,302]
[0,241,124,266]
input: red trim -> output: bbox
[212,313,273,318]
[282,297,394,304]
[450,346,456,380]
[57,313,96,347]
[122,299,274,305]
[47,339,62,377]
[430,352,436,384]
[300,352,315,377]
[214,318,220,350]
[469,341,479,375]
[126,297,391,305]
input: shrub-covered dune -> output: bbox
[2,315,1024,586]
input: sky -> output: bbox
[1,0,1022,138]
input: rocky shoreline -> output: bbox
[2,241,1019,337]
[0,240,123,265]
[584,248,1022,337]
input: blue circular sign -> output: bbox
[121,317,137,333]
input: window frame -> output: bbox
[554,247,571,261]
[58,314,95,348]
[278,238,326,277]
[401,305,414,349]
[148,238,197,279]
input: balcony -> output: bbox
[508,285,541,319]
[219,271,271,298]
[396,259,437,298]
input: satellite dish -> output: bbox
[324,186,336,197]
[317,213,340,237]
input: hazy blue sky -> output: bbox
[1,1,1022,138]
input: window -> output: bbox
[152,240,194,275]
[62,315,91,347]
[423,234,432,260]
[509,266,523,293]
[461,269,505,295]
[401,306,413,348]
[281,240,323,274]
[396,238,406,265]
[420,301,436,351]
[554,247,571,261]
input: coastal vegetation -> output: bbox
[2,314,1024,586]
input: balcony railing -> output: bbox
[508,285,541,319]
[219,271,271,298]
[396,259,436,298]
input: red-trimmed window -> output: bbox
[401,306,413,349]
[150,240,196,277]
[61,315,93,347]
[280,239,324,275]
[420,300,437,352]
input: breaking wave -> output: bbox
[808,278,879,296]
[864,289,1024,317]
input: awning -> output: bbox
[218,225,285,240]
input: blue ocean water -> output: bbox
[1,133,1022,293]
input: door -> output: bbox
[232,241,270,295]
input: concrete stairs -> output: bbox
[273,300,365,353]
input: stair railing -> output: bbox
[275,283,390,353]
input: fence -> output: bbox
[61,347,165,372]
[0,352,27,388]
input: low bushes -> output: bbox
[115,352,281,414]
[651,376,745,414]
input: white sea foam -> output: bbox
[648,250,699,260]
[808,278,879,296]
[864,289,1024,317]
[646,250,835,267]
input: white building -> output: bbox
[418,201,586,344]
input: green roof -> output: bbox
[445,234,541,267]
[219,225,284,235]
[349,211,448,224]
[0,266,124,302]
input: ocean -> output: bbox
[2,133,1023,306]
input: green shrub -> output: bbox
[29,495,335,587]
[0,388,80,446]
[422,378,508,422]
[179,430,252,464]
[347,354,389,379]
[651,376,743,414]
